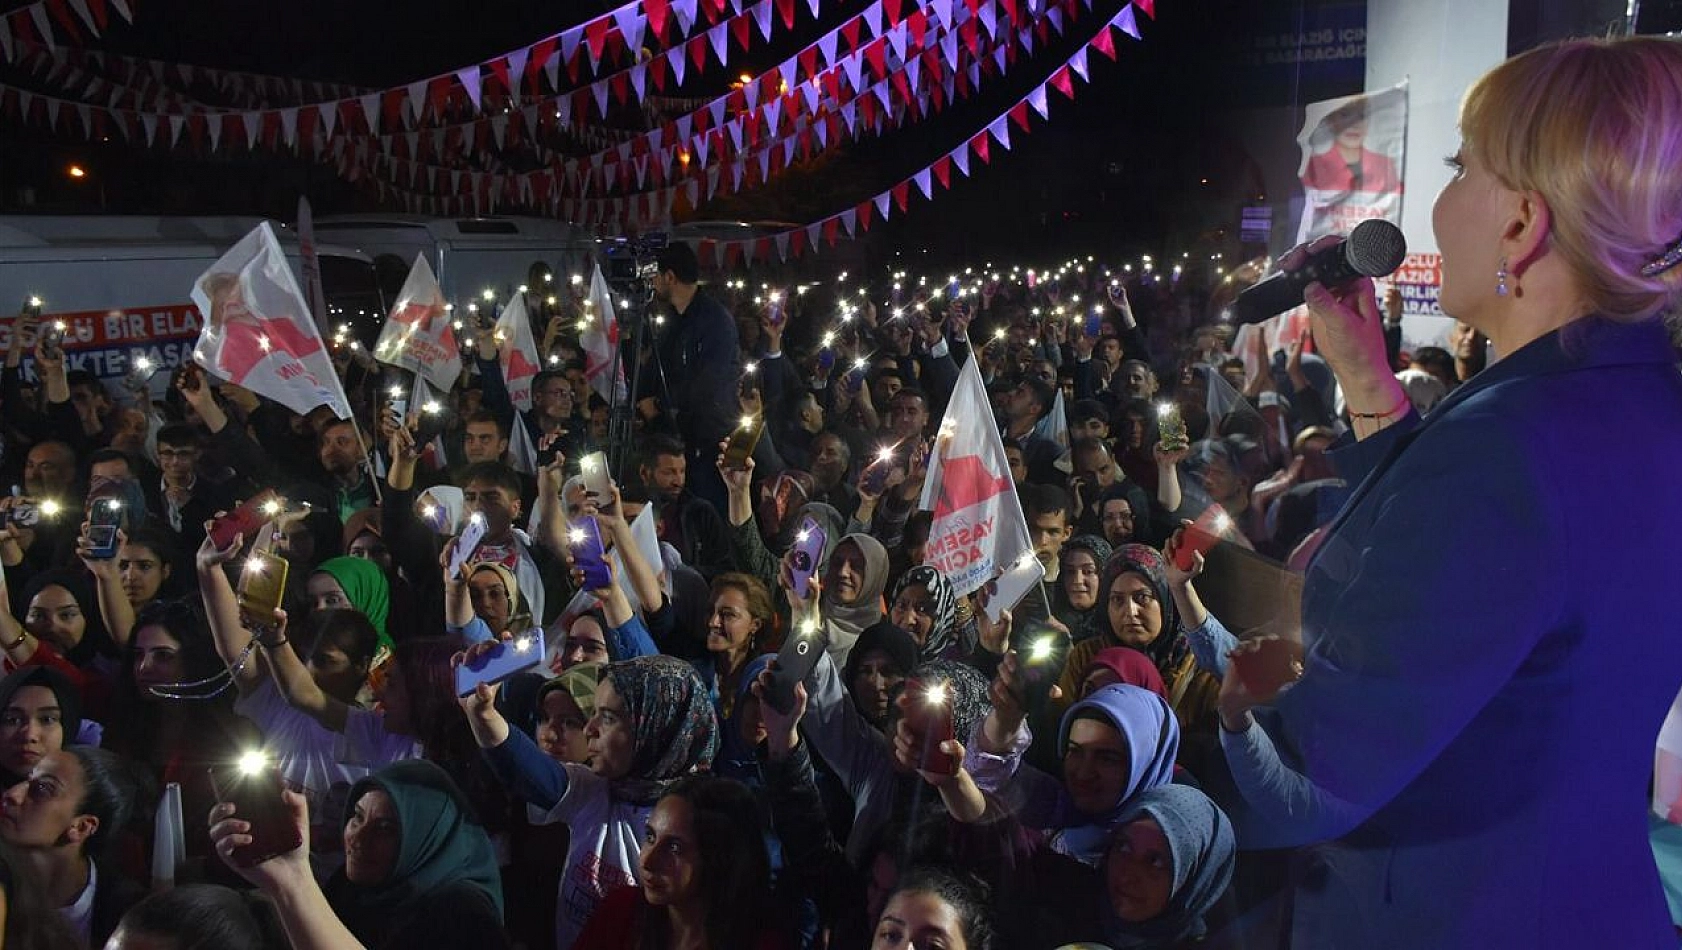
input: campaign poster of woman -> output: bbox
[1295,82,1408,244]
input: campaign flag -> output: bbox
[296,196,330,337]
[508,414,539,475]
[496,294,543,412]
[1295,81,1408,244]
[919,357,1035,597]
[190,222,352,419]
[582,261,627,403]
[373,255,462,393]
[1033,387,1073,474]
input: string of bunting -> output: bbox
[0,0,815,143]
[691,0,1146,267]
[341,0,1085,223]
[351,0,1143,230]
[8,38,376,110]
[0,0,134,61]
[362,0,1073,203]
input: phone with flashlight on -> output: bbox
[455,630,545,696]
[722,413,765,470]
[1010,624,1070,718]
[904,678,958,775]
[568,516,612,590]
[84,496,123,560]
[236,551,290,637]
[208,751,302,867]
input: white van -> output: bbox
[0,215,382,387]
[311,214,600,305]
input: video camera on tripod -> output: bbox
[601,233,669,294]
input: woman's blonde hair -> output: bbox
[1461,36,1682,323]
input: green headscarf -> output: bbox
[327,760,505,945]
[314,556,391,652]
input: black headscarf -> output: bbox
[1098,544,1186,680]
[841,620,920,693]
[21,569,117,668]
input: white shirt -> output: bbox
[59,858,96,943]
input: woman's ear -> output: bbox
[1505,190,1554,278]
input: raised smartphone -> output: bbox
[454,631,545,696]
[1172,505,1229,572]
[567,516,611,589]
[578,451,612,502]
[1231,637,1305,700]
[208,754,302,867]
[236,551,289,637]
[39,319,65,360]
[1156,401,1189,452]
[85,497,123,560]
[1010,624,1070,719]
[209,490,281,551]
[764,617,824,715]
[722,414,764,470]
[449,513,487,581]
[788,518,827,600]
[904,678,957,775]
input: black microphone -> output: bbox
[1231,219,1407,324]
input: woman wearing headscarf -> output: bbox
[966,683,1181,865]
[800,631,992,865]
[460,652,718,949]
[815,533,889,666]
[909,739,1233,950]
[1053,535,1113,643]
[1100,785,1236,949]
[888,566,967,662]
[309,556,393,665]
[1054,545,1218,739]
[210,758,508,950]
[0,569,118,717]
[342,509,427,645]
[1080,646,1169,701]
[839,621,920,732]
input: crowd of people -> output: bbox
[4,34,1682,950]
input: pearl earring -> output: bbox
[1496,258,1509,297]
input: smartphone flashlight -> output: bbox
[924,681,949,706]
[237,749,269,776]
[1029,636,1056,662]
[567,527,585,545]
[37,500,61,519]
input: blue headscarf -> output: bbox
[1101,785,1236,948]
[1051,683,1180,865]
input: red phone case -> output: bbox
[1232,638,1305,699]
[209,491,279,551]
[1173,505,1229,571]
[905,678,957,775]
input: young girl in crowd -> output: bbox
[0,667,83,789]
[575,775,791,949]
[0,568,120,717]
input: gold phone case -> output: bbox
[237,551,290,632]
[723,415,765,468]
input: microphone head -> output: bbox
[1344,219,1408,277]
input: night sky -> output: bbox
[0,0,1376,267]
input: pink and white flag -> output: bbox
[582,261,628,403]
[495,294,542,412]
[373,254,462,393]
[919,357,1035,597]
[190,222,352,419]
